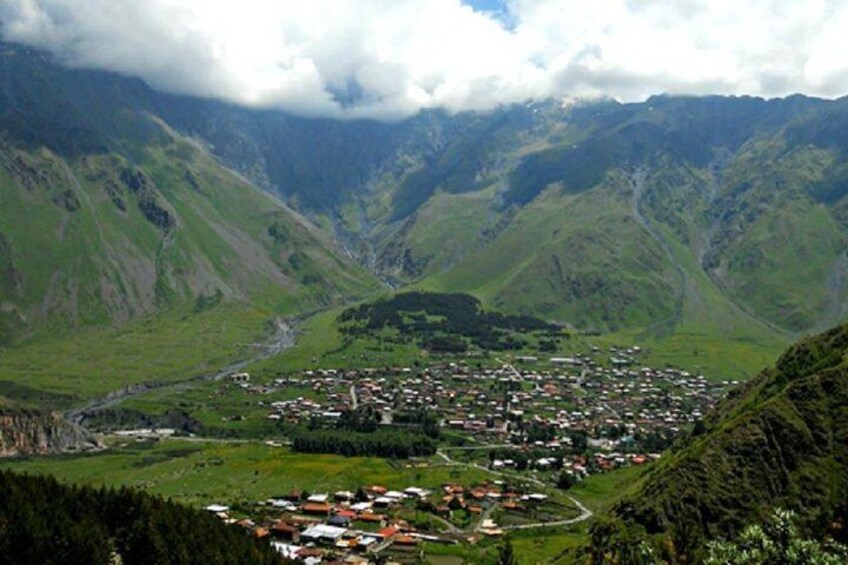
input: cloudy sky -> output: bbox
[2,0,848,119]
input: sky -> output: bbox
[2,0,848,120]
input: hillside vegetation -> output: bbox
[0,469,288,564]
[587,322,848,562]
[340,291,563,352]
[5,41,848,387]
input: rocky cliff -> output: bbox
[0,409,101,456]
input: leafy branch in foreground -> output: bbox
[705,508,848,565]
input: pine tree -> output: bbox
[498,539,517,565]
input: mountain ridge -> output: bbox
[590,322,848,561]
[2,41,848,369]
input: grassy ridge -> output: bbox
[602,323,848,560]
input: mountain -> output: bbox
[590,322,848,561]
[148,79,848,346]
[3,41,848,376]
[0,43,379,347]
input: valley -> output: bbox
[1,37,848,565]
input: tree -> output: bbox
[557,470,575,490]
[570,430,588,453]
[354,486,370,503]
[705,508,848,565]
[497,539,517,565]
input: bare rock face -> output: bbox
[0,409,102,457]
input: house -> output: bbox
[301,524,347,544]
[301,502,333,515]
[271,521,300,542]
[376,526,399,540]
[355,512,384,525]
[373,496,395,508]
[334,490,354,502]
[327,514,351,527]
[271,542,302,560]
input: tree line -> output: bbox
[290,428,437,458]
[0,470,290,565]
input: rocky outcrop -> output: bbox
[0,408,102,457]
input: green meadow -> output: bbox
[0,438,490,508]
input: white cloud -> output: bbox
[2,0,848,119]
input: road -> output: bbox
[435,449,594,532]
[67,318,298,423]
[501,496,593,531]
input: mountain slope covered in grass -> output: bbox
[0,43,380,407]
[589,322,848,562]
[0,42,378,340]
[4,41,848,380]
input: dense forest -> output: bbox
[0,470,290,565]
[339,292,563,352]
[289,428,437,459]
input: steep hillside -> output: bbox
[596,323,848,561]
[0,45,378,346]
[4,41,848,370]
[407,96,848,362]
[0,408,99,456]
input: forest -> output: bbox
[289,428,437,459]
[339,291,563,352]
[0,470,290,565]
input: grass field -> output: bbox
[0,303,274,407]
[0,438,491,508]
[248,306,432,374]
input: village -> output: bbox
[206,475,582,564]
[207,347,733,562]
[234,347,731,466]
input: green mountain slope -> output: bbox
[594,323,848,561]
[4,41,848,378]
[382,97,848,373]
[0,127,377,345]
[0,469,289,564]
[0,44,380,406]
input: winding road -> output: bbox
[435,449,594,532]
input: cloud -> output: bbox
[2,0,848,119]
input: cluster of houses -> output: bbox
[205,480,556,563]
[228,349,730,474]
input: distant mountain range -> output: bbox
[2,41,848,354]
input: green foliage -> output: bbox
[289,427,437,459]
[336,406,380,433]
[340,291,560,352]
[705,509,848,565]
[0,470,289,564]
[557,471,575,491]
[497,539,518,565]
[605,323,848,560]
